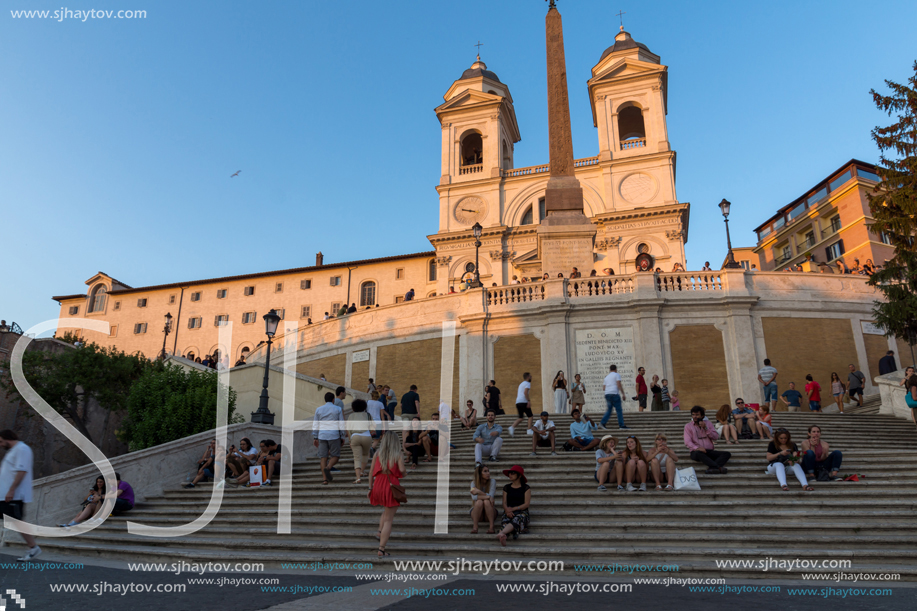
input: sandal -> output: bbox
[487,528,495,534]
[781,485,789,491]
[377,547,390,557]
[322,480,329,486]
[470,529,479,534]
[323,468,333,483]
[664,485,674,491]
[804,485,815,491]
[655,485,662,491]
[353,478,362,485]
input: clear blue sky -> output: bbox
[2,0,915,331]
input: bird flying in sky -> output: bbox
[230,170,241,178]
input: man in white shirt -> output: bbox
[312,392,345,484]
[601,365,629,430]
[509,372,534,437]
[0,430,40,561]
[530,411,557,456]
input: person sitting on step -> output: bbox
[419,411,447,460]
[530,411,557,456]
[683,406,731,474]
[402,416,425,470]
[755,404,774,440]
[732,399,758,438]
[232,440,280,486]
[184,444,225,488]
[621,435,649,492]
[59,477,107,527]
[567,409,599,451]
[470,464,497,534]
[714,404,739,444]
[474,411,504,464]
[646,433,679,491]
[496,465,531,547]
[226,438,258,479]
[594,435,623,492]
[800,425,842,481]
[766,428,813,491]
[461,400,478,430]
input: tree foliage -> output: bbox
[866,60,917,362]
[121,363,242,451]
[0,342,153,443]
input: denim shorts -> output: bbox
[808,401,822,411]
[763,382,778,402]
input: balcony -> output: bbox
[620,138,646,150]
[501,156,601,178]
[459,163,483,176]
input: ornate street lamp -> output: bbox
[160,312,173,360]
[471,222,483,288]
[251,309,281,425]
[719,199,743,269]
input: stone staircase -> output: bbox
[14,408,917,580]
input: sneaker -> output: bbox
[618,426,631,430]
[597,424,609,430]
[617,485,625,491]
[526,429,533,436]
[182,483,195,488]
[449,443,457,449]
[625,483,636,492]
[550,451,557,456]
[508,426,515,437]
[530,452,537,457]
[639,483,647,492]
[597,485,607,492]
[488,456,498,462]
[330,467,340,472]
[475,462,482,468]
[17,546,41,562]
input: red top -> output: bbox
[369,457,404,508]
[805,381,822,402]
[636,375,647,395]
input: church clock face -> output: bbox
[453,196,488,225]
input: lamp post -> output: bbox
[471,222,483,288]
[160,312,173,360]
[719,199,743,269]
[251,309,281,425]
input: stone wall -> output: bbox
[296,353,346,386]
[669,325,730,412]
[864,333,892,382]
[375,338,460,419]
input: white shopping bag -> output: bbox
[674,467,701,491]
[248,465,266,487]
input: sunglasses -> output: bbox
[735,401,744,405]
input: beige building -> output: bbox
[746,160,892,272]
[53,26,690,363]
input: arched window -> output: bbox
[460,132,483,174]
[618,106,646,149]
[521,206,533,225]
[88,285,107,313]
[502,141,511,169]
[360,281,376,307]
[464,262,476,274]
[428,259,437,282]
[427,291,437,298]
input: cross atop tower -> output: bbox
[616,9,626,28]
[474,40,484,58]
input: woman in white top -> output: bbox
[226,438,259,478]
[346,399,374,484]
[646,433,678,491]
[594,435,623,491]
[470,464,497,533]
[367,391,388,439]
[552,371,569,414]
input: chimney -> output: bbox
[316,252,324,266]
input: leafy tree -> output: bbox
[866,60,917,366]
[121,363,242,451]
[0,342,152,444]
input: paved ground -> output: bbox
[2,551,915,611]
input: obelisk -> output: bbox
[538,0,596,276]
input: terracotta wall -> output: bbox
[493,334,543,413]
[296,354,346,388]
[375,338,460,419]
[669,325,731,413]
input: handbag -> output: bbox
[674,467,702,491]
[383,468,408,503]
[0,501,23,520]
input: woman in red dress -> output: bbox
[368,431,405,557]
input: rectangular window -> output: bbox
[879,231,892,245]
[857,169,882,183]
[428,260,437,282]
[109,325,118,338]
[169,294,176,305]
[825,240,844,261]
[113,301,121,311]
[331,302,342,314]
[782,245,792,260]
[829,170,853,192]
[538,197,546,222]
[829,215,842,233]
[807,187,828,206]
[300,279,312,290]
[133,323,147,334]
[244,286,255,296]
[301,305,311,318]
[395,296,404,304]
[330,276,342,287]
[773,216,786,230]
[68,306,79,315]
[758,226,771,240]
[217,289,227,299]
[137,298,147,308]
[805,231,815,247]
[242,312,256,324]
[396,268,405,280]
[275,282,283,293]
[740,261,750,271]
[275,308,285,320]
[788,202,807,220]
[215,315,228,326]
[188,317,202,329]
[190,292,202,302]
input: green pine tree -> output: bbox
[866,60,917,368]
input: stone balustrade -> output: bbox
[567,277,635,297]
[485,283,546,306]
[459,163,483,176]
[620,138,646,150]
[656,272,723,292]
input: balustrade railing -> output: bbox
[459,163,483,176]
[502,164,549,178]
[485,283,546,306]
[656,273,723,292]
[620,138,646,150]
[573,156,600,168]
[567,277,634,297]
